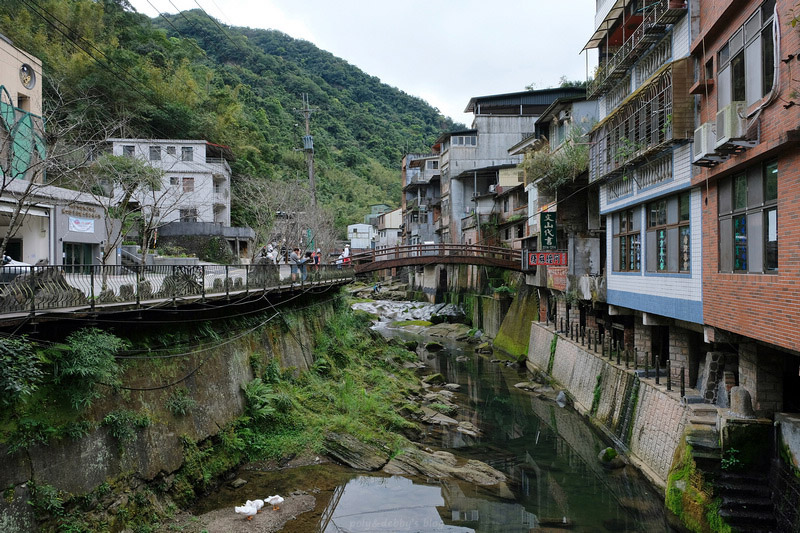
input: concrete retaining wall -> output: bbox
[527,322,688,488]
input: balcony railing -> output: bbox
[0,263,353,317]
[589,58,692,183]
[588,0,687,98]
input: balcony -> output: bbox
[206,157,231,176]
[588,0,687,98]
[589,58,692,183]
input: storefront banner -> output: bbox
[68,217,95,233]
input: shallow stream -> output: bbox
[194,300,673,532]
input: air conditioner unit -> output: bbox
[692,122,725,167]
[714,101,749,150]
[488,184,497,193]
[558,110,571,121]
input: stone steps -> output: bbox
[716,472,777,533]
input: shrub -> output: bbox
[0,336,43,406]
[102,409,151,443]
[166,388,197,416]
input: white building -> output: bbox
[347,223,375,251]
[108,139,232,226]
[374,208,402,251]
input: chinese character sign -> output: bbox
[540,212,557,250]
[527,252,568,267]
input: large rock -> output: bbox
[323,432,390,471]
[729,387,756,419]
[383,447,506,485]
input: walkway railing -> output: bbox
[0,263,354,317]
[351,243,521,266]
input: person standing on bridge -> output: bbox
[342,244,351,267]
[289,247,308,285]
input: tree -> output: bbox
[233,175,338,262]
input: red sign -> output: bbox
[527,251,568,266]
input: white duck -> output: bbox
[266,494,284,510]
[249,499,265,513]
[234,501,258,520]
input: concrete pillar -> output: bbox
[634,321,652,366]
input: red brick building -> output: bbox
[690,0,800,414]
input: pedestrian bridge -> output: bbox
[351,244,522,274]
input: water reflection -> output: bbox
[194,300,672,532]
[321,476,473,532]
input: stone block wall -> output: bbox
[669,327,691,385]
[634,322,652,366]
[527,322,689,487]
[739,344,784,416]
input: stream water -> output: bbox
[194,300,674,532]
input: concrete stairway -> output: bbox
[716,472,777,533]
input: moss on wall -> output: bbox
[493,284,539,360]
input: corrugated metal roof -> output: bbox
[464,88,586,114]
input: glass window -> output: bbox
[166,146,176,155]
[764,207,777,270]
[615,208,640,272]
[734,174,748,210]
[764,160,778,201]
[647,193,690,272]
[733,214,748,271]
[122,145,134,157]
[182,177,194,192]
[149,146,160,161]
[169,176,179,186]
[731,52,745,101]
[181,147,193,161]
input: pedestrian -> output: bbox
[314,248,321,271]
[289,247,308,285]
[280,242,287,264]
[342,244,351,266]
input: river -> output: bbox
[194,299,673,532]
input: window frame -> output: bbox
[646,193,691,273]
[718,159,778,273]
[149,146,161,161]
[182,177,195,193]
[614,208,641,272]
[181,146,194,162]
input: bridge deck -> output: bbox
[352,244,522,273]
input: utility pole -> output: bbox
[295,93,318,207]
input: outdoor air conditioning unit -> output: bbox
[714,101,748,150]
[692,122,725,167]
[488,184,497,193]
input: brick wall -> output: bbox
[692,0,800,354]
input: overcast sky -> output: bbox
[128,0,598,124]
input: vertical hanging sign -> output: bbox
[540,212,557,250]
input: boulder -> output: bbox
[404,340,419,351]
[383,447,505,485]
[729,386,756,419]
[598,447,626,469]
[323,432,390,471]
[422,373,446,385]
[425,341,444,352]
[475,342,493,354]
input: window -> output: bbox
[179,208,198,222]
[182,177,194,192]
[613,208,640,272]
[166,146,176,155]
[452,135,477,146]
[646,193,691,272]
[718,159,777,273]
[427,160,439,170]
[169,176,179,186]
[122,145,134,157]
[149,146,160,161]
[717,1,775,109]
[181,146,193,161]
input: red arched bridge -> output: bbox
[351,244,522,274]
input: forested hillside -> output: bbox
[0,0,459,230]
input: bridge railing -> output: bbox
[351,243,521,264]
[0,263,354,316]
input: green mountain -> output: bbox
[0,0,459,230]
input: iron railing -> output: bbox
[351,243,521,264]
[0,263,353,317]
[588,0,687,98]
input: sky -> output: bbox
[128,0,598,125]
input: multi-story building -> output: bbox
[437,89,585,245]
[513,94,602,327]
[108,138,253,260]
[0,34,112,267]
[688,0,800,416]
[374,208,402,251]
[585,0,703,383]
[401,153,441,245]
